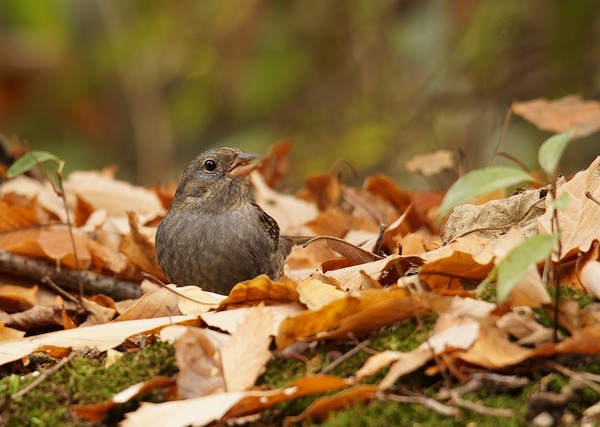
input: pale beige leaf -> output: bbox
[297,278,346,310]
[122,392,247,427]
[496,307,554,345]
[176,327,226,398]
[250,171,318,234]
[538,157,600,258]
[580,259,600,299]
[177,287,223,315]
[356,317,479,388]
[0,315,195,366]
[201,303,303,336]
[512,96,600,139]
[404,150,454,176]
[220,307,273,392]
[65,170,165,218]
[442,188,545,244]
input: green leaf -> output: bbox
[550,192,569,211]
[438,166,533,219]
[7,151,61,179]
[496,233,559,304]
[538,130,573,178]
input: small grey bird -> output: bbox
[155,147,293,294]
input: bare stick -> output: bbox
[0,249,141,300]
[320,339,371,374]
[384,393,458,417]
[450,393,513,418]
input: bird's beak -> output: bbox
[226,152,261,178]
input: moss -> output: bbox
[2,340,177,426]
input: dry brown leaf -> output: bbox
[250,171,317,234]
[356,317,479,388]
[257,139,293,188]
[296,278,346,310]
[306,210,379,238]
[419,242,494,291]
[114,286,183,321]
[119,211,167,281]
[456,318,532,369]
[123,393,248,427]
[276,287,423,349]
[580,258,600,299]
[284,384,379,425]
[176,287,223,315]
[296,173,341,211]
[218,275,301,308]
[0,314,196,366]
[61,302,78,329]
[404,150,455,177]
[79,299,116,326]
[71,377,176,421]
[123,376,349,427]
[320,255,417,292]
[0,200,40,231]
[220,306,273,392]
[512,95,600,139]
[496,307,554,345]
[304,236,382,265]
[442,188,546,244]
[65,170,165,218]
[0,323,26,341]
[200,303,302,336]
[175,326,226,398]
[0,284,38,312]
[538,157,600,258]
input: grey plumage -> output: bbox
[155,147,292,294]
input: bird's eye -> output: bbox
[203,159,217,172]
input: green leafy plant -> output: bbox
[439,129,573,304]
[6,150,84,298]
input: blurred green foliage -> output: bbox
[0,0,598,187]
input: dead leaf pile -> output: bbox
[1,107,600,425]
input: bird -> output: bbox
[155,147,293,294]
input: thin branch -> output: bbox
[383,392,458,417]
[488,107,513,166]
[11,351,79,400]
[320,339,371,374]
[0,249,141,300]
[450,393,513,418]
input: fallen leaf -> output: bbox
[296,278,346,310]
[220,306,273,392]
[284,384,379,425]
[538,157,600,258]
[276,287,423,349]
[0,315,196,366]
[404,150,455,177]
[512,95,600,139]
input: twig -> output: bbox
[28,151,84,302]
[450,393,513,418]
[488,107,513,166]
[41,276,79,303]
[320,339,371,374]
[0,249,141,300]
[11,351,79,400]
[585,190,600,207]
[383,392,458,417]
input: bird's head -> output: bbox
[172,147,261,211]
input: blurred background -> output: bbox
[0,0,599,190]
